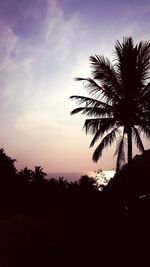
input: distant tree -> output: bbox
[18,167,34,182]
[78,175,99,191]
[48,177,58,186]
[33,166,47,182]
[70,37,150,170]
[57,177,69,190]
[48,177,69,193]
[0,148,17,180]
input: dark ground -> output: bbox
[0,195,150,267]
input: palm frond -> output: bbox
[114,130,126,171]
[141,82,150,101]
[114,37,142,97]
[92,127,120,162]
[74,77,105,98]
[136,41,150,82]
[90,55,121,101]
[83,118,101,134]
[75,77,120,104]
[114,37,134,74]
[70,95,113,109]
[139,124,150,139]
[70,106,113,117]
[89,119,117,147]
[132,126,145,153]
[115,37,134,60]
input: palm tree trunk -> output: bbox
[127,126,132,163]
[126,126,132,206]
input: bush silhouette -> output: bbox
[103,149,150,209]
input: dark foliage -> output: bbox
[104,149,150,206]
[0,148,150,266]
[0,148,101,211]
[0,148,17,180]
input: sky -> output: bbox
[0,0,150,175]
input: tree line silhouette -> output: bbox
[0,147,150,266]
[1,146,150,211]
[0,148,102,211]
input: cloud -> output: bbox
[0,0,49,37]
[0,0,87,123]
[0,0,91,170]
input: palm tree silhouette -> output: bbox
[18,167,34,182]
[70,37,150,170]
[33,166,47,182]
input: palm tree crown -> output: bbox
[70,37,150,171]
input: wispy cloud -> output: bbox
[0,0,90,171]
[0,0,86,122]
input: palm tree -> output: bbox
[33,166,47,182]
[18,167,34,182]
[70,37,150,171]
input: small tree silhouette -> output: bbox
[18,167,34,182]
[78,175,99,191]
[33,166,47,182]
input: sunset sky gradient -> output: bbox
[0,0,150,174]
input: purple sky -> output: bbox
[0,0,150,174]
